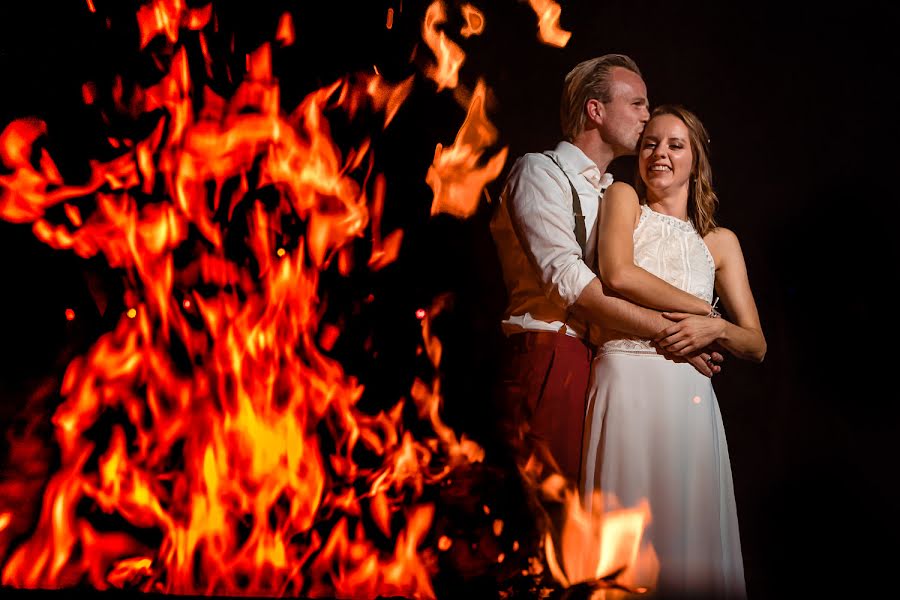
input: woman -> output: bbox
[581,105,766,598]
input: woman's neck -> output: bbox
[645,188,689,221]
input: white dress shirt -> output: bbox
[490,141,611,339]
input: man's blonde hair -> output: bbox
[560,54,642,141]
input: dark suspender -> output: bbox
[543,152,587,261]
[544,152,588,337]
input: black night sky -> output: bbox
[1,1,898,599]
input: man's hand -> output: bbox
[655,312,726,357]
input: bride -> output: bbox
[581,104,766,598]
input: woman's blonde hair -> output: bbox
[636,105,719,236]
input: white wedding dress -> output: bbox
[581,205,746,598]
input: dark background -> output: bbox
[1,1,897,599]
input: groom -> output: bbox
[490,54,722,484]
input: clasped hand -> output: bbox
[655,311,726,356]
[650,312,727,377]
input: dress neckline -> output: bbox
[641,204,695,232]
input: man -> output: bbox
[490,54,722,484]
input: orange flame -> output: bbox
[275,12,295,47]
[421,0,465,91]
[136,0,213,49]
[426,80,508,218]
[0,4,483,597]
[544,481,659,597]
[526,0,572,48]
[460,4,485,38]
[2,2,678,597]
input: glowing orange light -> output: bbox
[421,1,465,91]
[426,80,508,218]
[526,0,571,47]
[437,536,452,551]
[63,204,82,227]
[65,308,75,321]
[136,0,213,49]
[275,12,294,47]
[0,4,490,599]
[386,7,394,29]
[545,488,658,593]
[86,0,96,13]
[460,4,485,37]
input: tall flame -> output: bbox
[137,0,213,49]
[421,0,465,91]
[527,0,572,48]
[426,80,508,218]
[545,490,659,598]
[0,2,662,598]
[0,4,482,597]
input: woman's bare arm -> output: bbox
[655,227,766,362]
[597,182,712,315]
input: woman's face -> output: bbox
[638,114,694,195]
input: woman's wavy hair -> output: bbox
[636,105,719,236]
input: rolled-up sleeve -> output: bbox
[504,155,597,307]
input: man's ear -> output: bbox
[586,98,604,125]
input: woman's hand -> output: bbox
[654,344,724,377]
[655,312,727,356]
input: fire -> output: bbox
[526,0,572,48]
[0,3,485,597]
[136,0,213,49]
[520,466,659,600]
[275,12,295,47]
[460,4,486,38]
[421,0,465,90]
[426,80,508,218]
[542,476,658,598]
[1,1,659,597]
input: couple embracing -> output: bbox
[490,54,766,599]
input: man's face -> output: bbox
[599,68,650,155]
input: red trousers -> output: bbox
[496,330,592,484]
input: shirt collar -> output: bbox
[553,141,610,191]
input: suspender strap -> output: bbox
[543,152,589,337]
[543,152,587,260]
